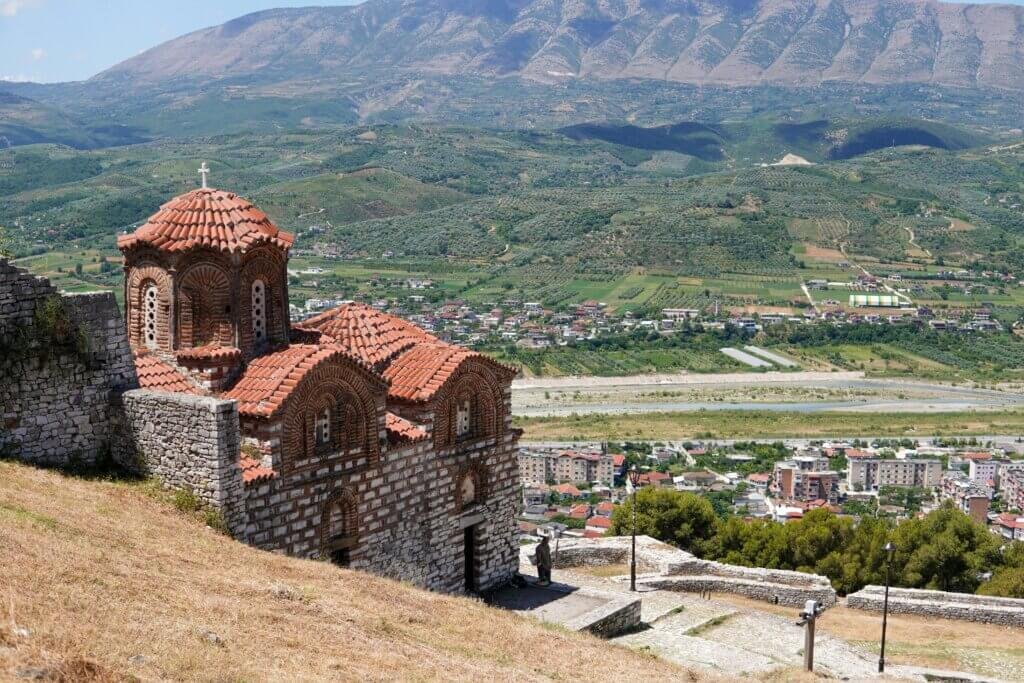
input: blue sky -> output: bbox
[3,0,1024,83]
[0,0,361,83]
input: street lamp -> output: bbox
[878,541,896,673]
[628,466,642,592]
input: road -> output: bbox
[512,371,1024,417]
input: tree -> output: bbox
[0,225,10,258]
[610,488,717,554]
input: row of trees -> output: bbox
[609,487,1024,597]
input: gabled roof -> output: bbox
[221,344,377,418]
[117,187,294,255]
[383,343,513,402]
[134,351,203,395]
[297,303,433,369]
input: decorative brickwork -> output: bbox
[176,261,233,348]
[125,260,173,352]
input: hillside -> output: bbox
[96,0,1024,91]
[0,460,701,681]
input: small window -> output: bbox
[143,284,159,349]
[456,399,471,438]
[460,474,477,509]
[316,406,331,446]
[251,280,267,343]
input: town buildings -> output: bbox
[772,460,841,503]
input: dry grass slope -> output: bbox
[0,461,711,682]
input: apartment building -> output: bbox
[772,461,841,503]
[847,458,942,492]
[517,448,615,486]
[942,471,991,524]
[1000,465,1024,512]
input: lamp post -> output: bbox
[628,465,641,592]
[878,541,895,673]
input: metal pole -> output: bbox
[630,486,637,592]
[879,556,891,673]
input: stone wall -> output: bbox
[241,407,521,594]
[846,586,1024,626]
[553,536,837,609]
[1,259,136,467]
[118,389,246,535]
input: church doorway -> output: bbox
[463,525,477,593]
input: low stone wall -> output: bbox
[1,258,137,467]
[846,586,1024,626]
[118,389,245,535]
[553,536,837,609]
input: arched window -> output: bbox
[456,398,472,438]
[251,279,267,343]
[316,406,331,446]
[143,284,159,349]
[460,474,477,509]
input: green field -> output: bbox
[516,409,1024,441]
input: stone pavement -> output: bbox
[524,560,1011,682]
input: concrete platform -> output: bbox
[487,579,641,638]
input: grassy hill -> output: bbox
[0,460,702,681]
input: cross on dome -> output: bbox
[198,162,210,189]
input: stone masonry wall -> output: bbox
[241,387,521,594]
[118,389,246,535]
[846,585,1024,626]
[1,258,137,467]
[554,536,837,608]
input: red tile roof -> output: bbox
[385,412,428,445]
[553,484,582,497]
[176,345,242,363]
[117,188,294,255]
[297,303,433,368]
[221,345,377,418]
[612,454,626,467]
[596,501,615,514]
[134,351,203,395]
[239,455,276,484]
[382,343,479,402]
[586,516,612,529]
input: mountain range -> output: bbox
[97,0,1024,91]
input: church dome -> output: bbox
[117,187,294,255]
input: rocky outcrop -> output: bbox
[98,0,1024,91]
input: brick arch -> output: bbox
[320,486,360,559]
[126,263,173,352]
[281,358,382,470]
[240,249,286,356]
[433,363,504,449]
[454,460,489,511]
[176,262,233,348]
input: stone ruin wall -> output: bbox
[846,585,1024,626]
[1,259,137,467]
[554,536,838,609]
[117,389,247,535]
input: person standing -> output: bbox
[534,535,552,586]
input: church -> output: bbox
[116,171,522,594]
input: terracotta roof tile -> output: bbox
[297,303,434,369]
[221,344,376,418]
[134,351,203,395]
[385,412,428,445]
[382,343,480,402]
[117,187,294,255]
[239,455,276,485]
[175,345,242,363]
